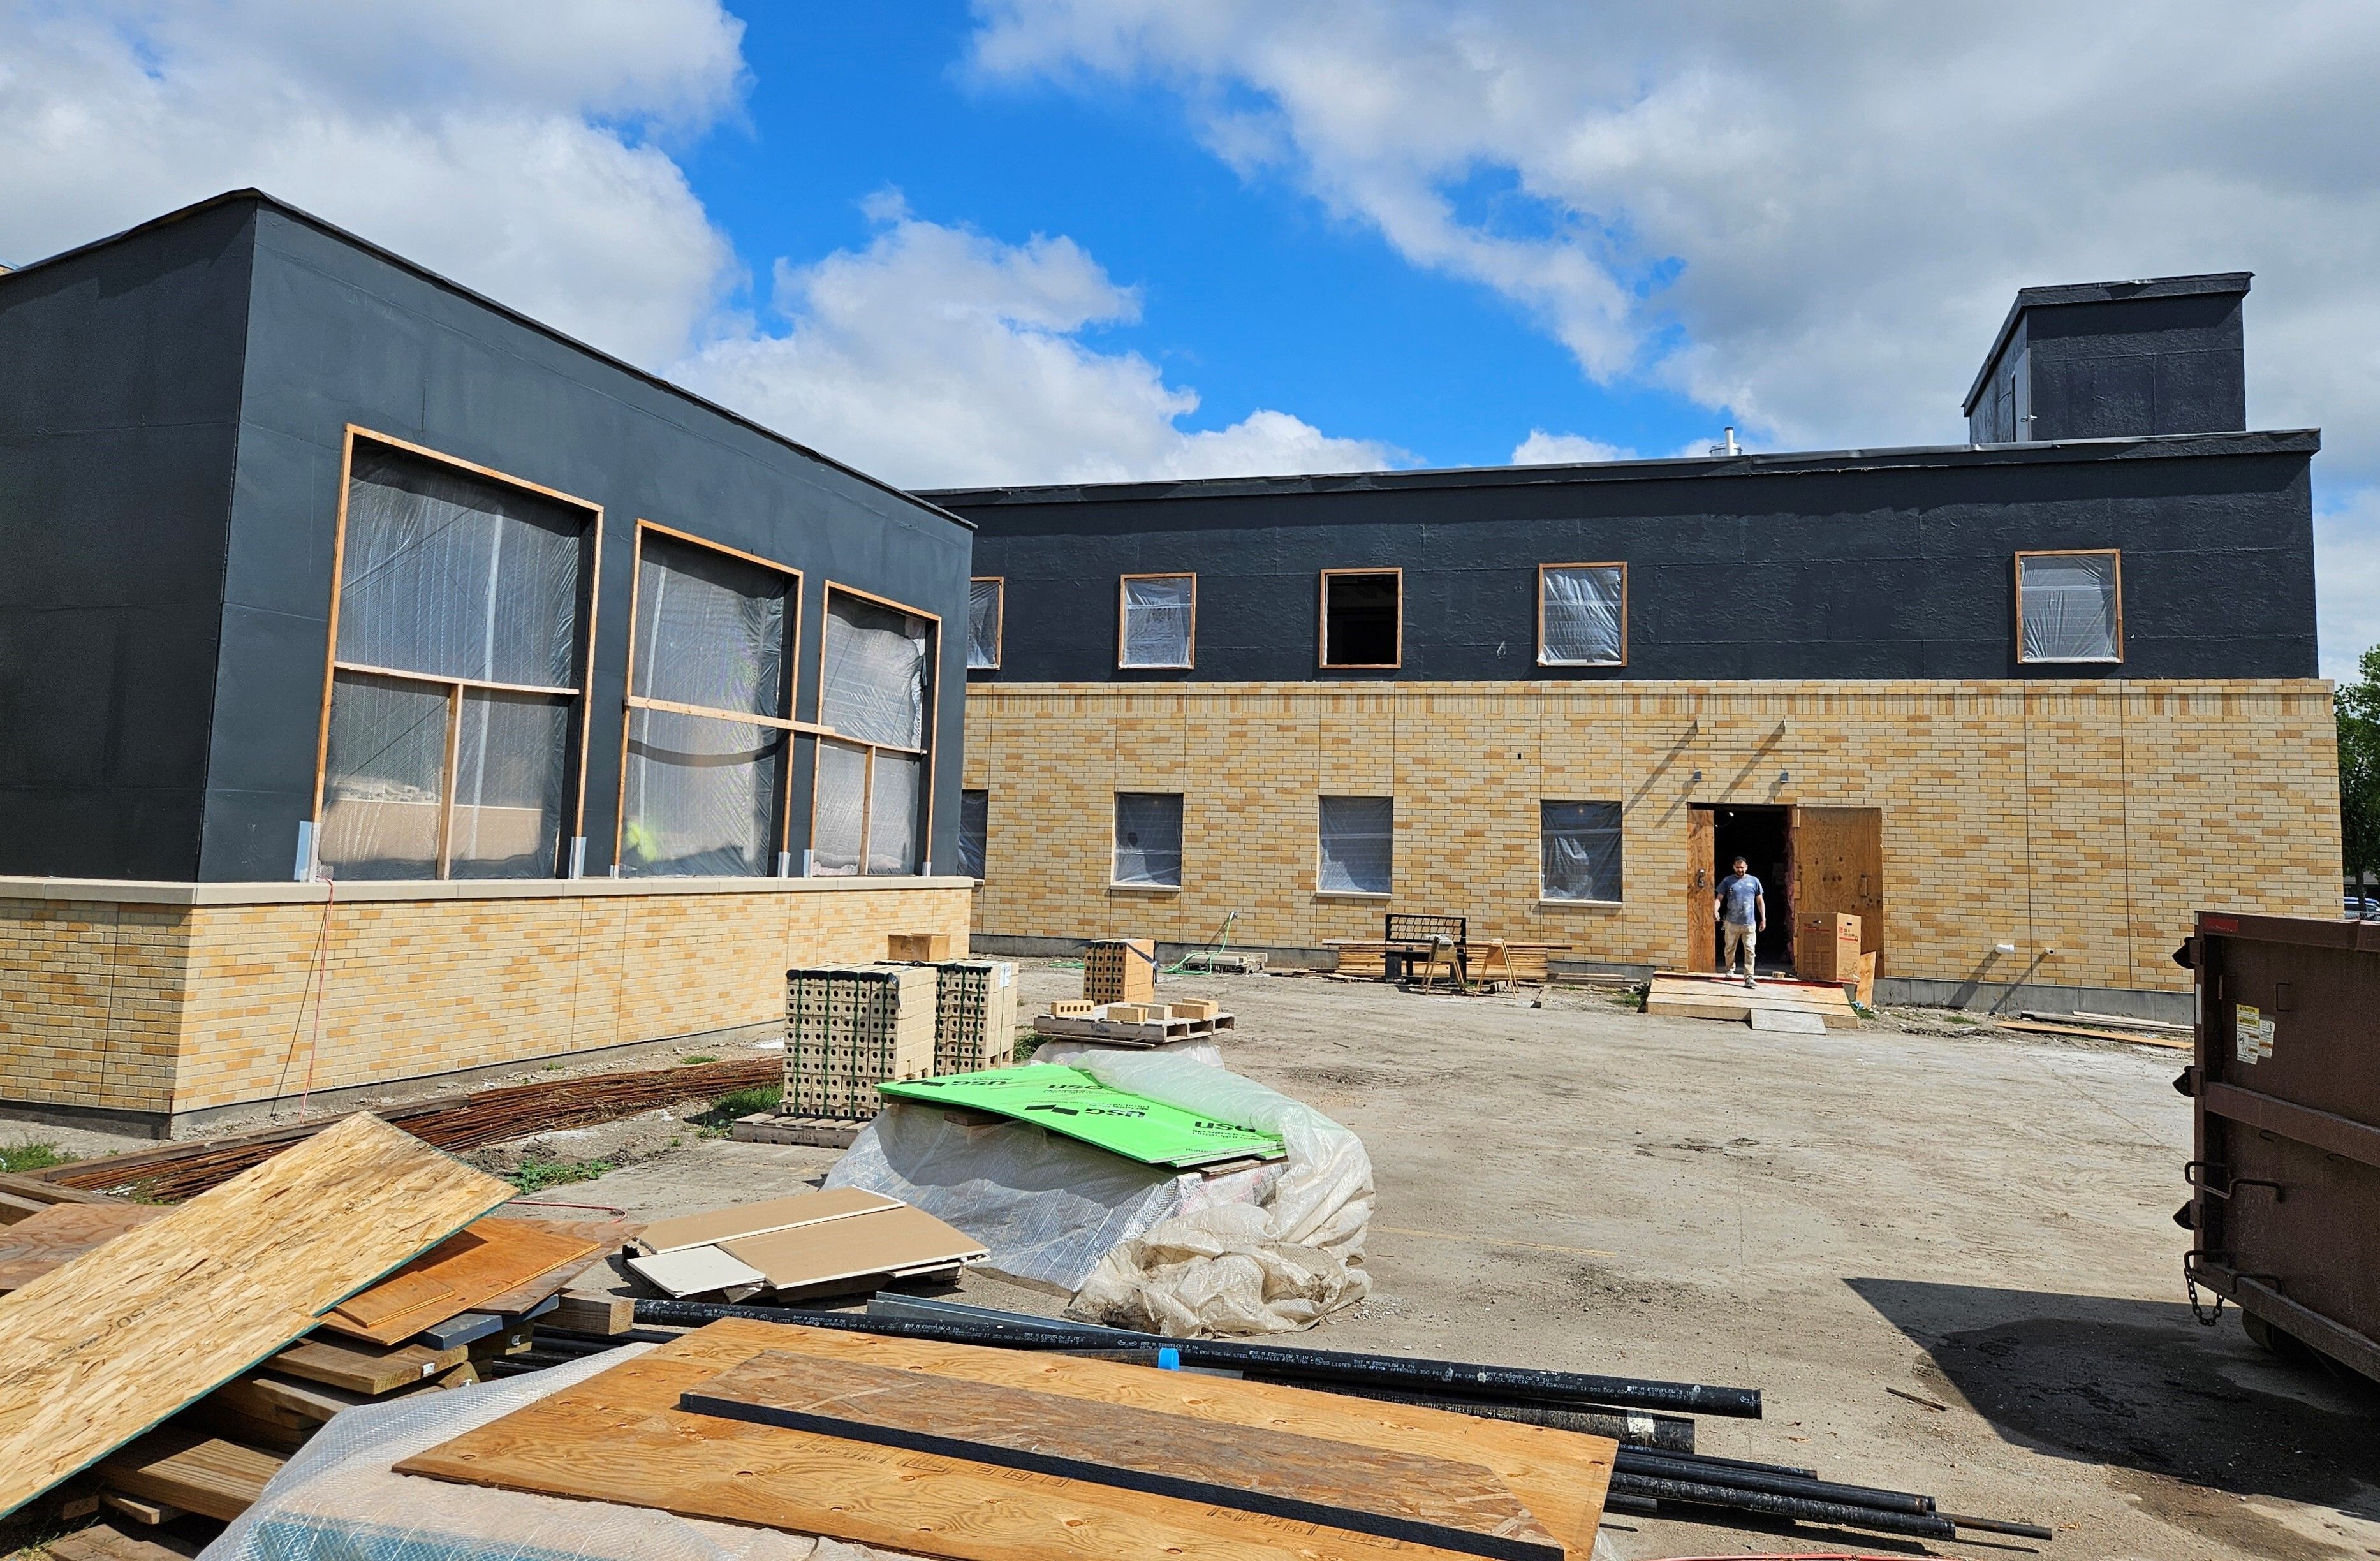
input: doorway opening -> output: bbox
[1710,804,1795,974]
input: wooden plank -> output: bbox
[321,1216,604,1346]
[398,1319,1611,1561]
[268,1335,470,1395]
[223,1372,362,1424]
[547,1291,636,1336]
[684,1349,1557,1561]
[44,1520,205,1561]
[97,1428,284,1523]
[2001,1018,2192,1049]
[1686,806,1717,973]
[0,1171,121,1207]
[0,1113,511,1520]
[473,1217,637,1315]
[1791,806,1884,960]
[0,1203,166,1293]
[633,1189,900,1255]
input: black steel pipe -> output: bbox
[1614,1449,1933,1515]
[1606,1473,1957,1541]
[1236,1375,1697,1452]
[631,1298,1761,1418]
[1940,1510,2057,1541]
[1649,1449,1816,1479]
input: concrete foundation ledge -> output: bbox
[1874,976,2192,1027]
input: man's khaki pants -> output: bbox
[1722,922,1758,980]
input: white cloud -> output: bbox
[677,197,1400,488]
[1511,430,1633,465]
[0,0,746,367]
[2319,491,2380,681]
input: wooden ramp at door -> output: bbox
[1646,972,1861,1032]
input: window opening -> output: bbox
[958,788,988,880]
[813,588,935,875]
[1321,569,1400,668]
[967,578,1003,670]
[1113,793,1183,889]
[620,529,796,877]
[1541,800,1624,902]
[318,438,589,881]
[1539,564,1627,666]
[1318,796,1393,895]
[1119,573,1195,668]
[2016,550,2122,663]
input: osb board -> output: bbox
[0,1113,513,1520]
[717,1205,987,1291]
[0,1203,166,1294]
[323,1217,605,1346]
[684,1349,1556,1560]
[399,1320,1612,1560]
[635,1189,897,1254]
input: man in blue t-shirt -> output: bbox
[1713,856,1766,987]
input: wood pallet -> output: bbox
[1644,972,1862,1032]
[728,1113,865,1147]
[1032,1009,1237,1045]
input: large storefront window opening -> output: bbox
[812,587,937,875]
[316,432,594,881]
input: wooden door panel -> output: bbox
[1790,807,1884,966]
[1686,806,1716,972]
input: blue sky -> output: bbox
[4,1,2377,673]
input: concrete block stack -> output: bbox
[785,964,936,1120]
[1083,939,1157,1006]
[932,960,1018,1074]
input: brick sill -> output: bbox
[1538,897,1625,909]
[1106,883,1182,896]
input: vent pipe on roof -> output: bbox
[1708,427,1740,457]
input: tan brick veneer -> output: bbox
[0,877,972,1117]
[962,680,2340,994]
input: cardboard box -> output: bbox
[1795,913,1863,985]
[886,933,955,962]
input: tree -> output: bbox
[2342,645,2380,905]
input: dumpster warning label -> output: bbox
[2235,1004,2275,1064]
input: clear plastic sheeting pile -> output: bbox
[826,1048,1373,1336]
[202,1347,913,1561]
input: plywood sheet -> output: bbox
[0,1113,513,1519]
[323,1216,605,1345]
[719,1204,987,1291]
[0,1203,166,1293]
[399,1320,1611,1560]
[685,1349,1555,1561]
[635,1190,897,1254]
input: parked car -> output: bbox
[2348,896,2380,920]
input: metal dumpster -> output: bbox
[2178,911,2380,1379]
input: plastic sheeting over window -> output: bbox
[632,536,789,717]
[967,578,1002,669]
[821,594,929,749]
[2019,551,2121,662]
[450,691,569,879]
[320,671,448,880]
[1120,575,1194,668]
[958,788,988,879]
[1540,564,1626,665]
[622,709,779,877]
[1113,792,1183,888]
[867,752,923,874]
[338,444,583,689]
[811,739,868,876]
[1317,795,1392,895]
[1541,800,1623,902]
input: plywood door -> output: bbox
[1686,807,1717,972]
[1790,807,1884,967]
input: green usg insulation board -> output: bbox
[878,1067,1285,1168]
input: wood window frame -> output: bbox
[1318,567,1404,671]
[1117,571,1198,670]
[311,425,603,879]
[1538,798,1626,906]
[2013,548,2125,664]
[1109,789,1185,893]
[1536,561,1629,668]
[1314,793,1395,900]
[810,581,942,876]
[968,576,1004,671]
[616,518,811,875]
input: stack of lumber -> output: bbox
[1084,937,1158,1005]
[786,963,937,1120]
[2008,1010,2193,1049]
[0,1169,125,1225]
[1031,998,1237,1046]
[1643,972,1862,1032]
[395,1318,1615,1561]
[622,1188,986,1302]
[0,1114,518,1527]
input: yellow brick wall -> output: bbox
[0,881,971,1118]
[962,680,2341,995]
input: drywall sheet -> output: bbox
[717,1205,985,1291]
[878,1067,1285,1168]
[635,1189,899,1255]
[0,1203,166,1294]
[397,1321,1578,1561]
[323,1217,605,1346]
[626,1245,771,1299]
[682,1350,1554,1561]
[0,1113,513,1519]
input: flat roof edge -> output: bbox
[920,428,2320,507]
[0,190,972,534]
